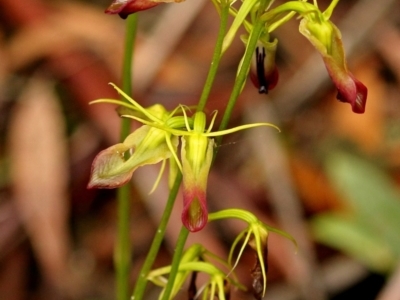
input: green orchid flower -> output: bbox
[87,84,187,190]
[209,209,297,298]
[134,109,279,232]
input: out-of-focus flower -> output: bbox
[105,0,184,19]
[249,37,279,94]
[87,84,186,190]
[259,1,367,113]
[299,6,367,113]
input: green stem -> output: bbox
[116,14,137,300]
[196,2,230,112]
[217,20,264,136]
[132,172,183,299]
[161,226,189,300]
[159,5,231,298]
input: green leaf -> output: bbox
[311,151,400,273]
[311,213,395,273]
[326,151,400,257]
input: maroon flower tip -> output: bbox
[336,75,368,114]
[105,0,161,19]
[182,188,208,232]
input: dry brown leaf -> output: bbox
[5,1,123,74]
[7,77,71,291]
[290,154,343,213]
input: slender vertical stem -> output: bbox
[116,14,137,300]
[196,2,230,112]
[132,173,183,299]
[215,0,269,152]
[217,16,264,136]
[160,226,189,300]
[159,5,231,299]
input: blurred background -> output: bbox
[1,0,400,299]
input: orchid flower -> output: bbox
[128,107,278,232]
[261,1,367,113]
[209,209,297,299]
[145,110,279,232]
[87,84,187,191]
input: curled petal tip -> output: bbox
[336,76,367,114]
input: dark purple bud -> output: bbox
[250,39,279,94]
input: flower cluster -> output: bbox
[106,0,368,113]
[220,0,368,113]
[147,243,245,299]
[147,209,296,299]
[88,84,278,232]
[210,209,297,299]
